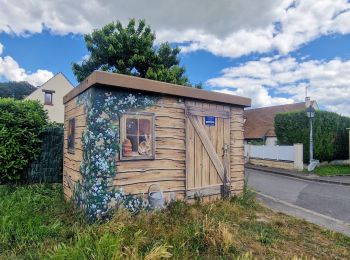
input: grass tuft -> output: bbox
[144,243,172,260]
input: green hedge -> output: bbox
[275,110,350,162]
[0,98,48,184]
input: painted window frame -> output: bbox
[119,112,155,161]
[68,118,75,154]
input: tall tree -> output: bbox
[73,19,191,86]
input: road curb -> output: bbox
[245,165,350,186]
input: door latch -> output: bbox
[223,143,229,155]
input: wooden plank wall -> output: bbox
[113,97,186,200]
[62,92,245,202]
[63,97,86,200]
[230,106,245,195]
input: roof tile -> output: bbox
[244,102,306,139]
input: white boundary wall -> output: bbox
[245,144,303,170]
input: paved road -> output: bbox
[246,168,350,235]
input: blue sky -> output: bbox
[2,32,349,88]
[0,0,349,115]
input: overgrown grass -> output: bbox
[0,184,84,258]
[1,184,350,259]
[314,164,350,176]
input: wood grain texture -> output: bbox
[187,184,222,199]
[63,92,245,201]
[114,96,187,196]
[229,106,245,195]
[188,114,225,181]
[208,104,218,187]
[184,101,232,201]
[116,180,185,196]
[201,103,210,191]
[63,96,86,200]
[186,112,195,193]
[187,106,230,118]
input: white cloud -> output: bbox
[1,0,350,57]
[217,86,295,108]
[207,56,350,116]
[0,53,53,86]
[1,0,349,110]
[271,0,350,54]
[0,43,3,55]
[0,0,282,36]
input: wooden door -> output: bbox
[185,101,231,200]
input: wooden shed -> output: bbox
[63,71,251,215]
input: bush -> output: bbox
[0,98,48,184]
[275,110,350,162]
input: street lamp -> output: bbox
[306,105,318,171]
[306,105,315,119]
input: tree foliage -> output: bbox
[72,19,191,86]
[0,98,48,184]
[0,81,36,99]
[275,110,350,162]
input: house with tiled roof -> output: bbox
[244,98,318,145]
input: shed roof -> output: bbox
[244,102,306,139]
[63,71,251,107]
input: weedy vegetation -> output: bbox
[1,184,349,259]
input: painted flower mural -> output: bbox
[74,88,159,222]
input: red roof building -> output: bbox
[244,100,318,145]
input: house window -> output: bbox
[120,112,155,160]
[42,90,55,105]
[68,118,75,153]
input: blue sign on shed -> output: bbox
[204,116,216,126]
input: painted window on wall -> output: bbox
[68,118,75,153]
[120,112,155,160]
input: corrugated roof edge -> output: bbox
[63,71,251,107]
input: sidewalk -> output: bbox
[245,164,350,186]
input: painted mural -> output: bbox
[74,87,159,222]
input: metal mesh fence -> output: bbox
[23,126,63,183]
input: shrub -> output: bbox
[275,110,350,162]
[0,98,48,183]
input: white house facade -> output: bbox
[26,73,74,123]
